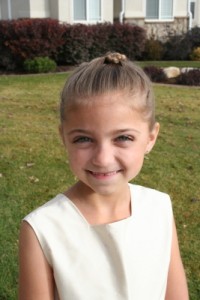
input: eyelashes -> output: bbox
[72,135,135,144]
[115,135,134,142]
[73,136,93,144]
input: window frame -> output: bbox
[145,0,174,22]
[73,0,102,24]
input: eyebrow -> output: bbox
[114,128,141,134]
[67,129,91,135]
[67,128,141,135]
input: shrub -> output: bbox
[163,27,200,61]
[190,47,200,61]
[58,23,147,65]
[163,34,192,60]
[0,19,147,71]
[87,23,112,59]
[23,57,57,73]
[0,19,65,70]
[88,23,147,61]
[143,66,167,83]
[104,23,146,61]
[57,24,93,65]
[186,26,200,49]
[0,49,16,71]
[176,69,200,86]
[143,37,164,60]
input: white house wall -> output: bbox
[125,0,144,18]
[58,0,113,24]
[45,0,112,24]
[1,0,199,33]
[123,0,182,19]
[29,0,50,18]
[121,0,191,40]
[56,0,71,23]
[174,0,188,17]
[102,0,113,23]
[124,0,189,18]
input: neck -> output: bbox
[65,181,131,225]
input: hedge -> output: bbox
[0,19,147,71]
[0,18,65,70]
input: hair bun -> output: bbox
[104,52,127,65]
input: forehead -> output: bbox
[64,90,149,123]
[68,90,144,109]
[64,96,147,128]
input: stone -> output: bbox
[163,67,181,78]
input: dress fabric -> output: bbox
[24,184,173,300]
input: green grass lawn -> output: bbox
[137,60,200,68]
[0,73,200,299]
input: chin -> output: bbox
[92,184,126,197]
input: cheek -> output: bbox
[123,146,146,170]
[127,151,144,165]
[127,152,145,178]
[67,148,90,167]
[125,142,147,158]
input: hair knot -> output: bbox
[104,52,127,65]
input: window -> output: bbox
[74,0,101,22]
[146,0,173,20]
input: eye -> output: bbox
[73,136,93,144]
[115,135,134,142]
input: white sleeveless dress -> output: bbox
[24,184,173,300]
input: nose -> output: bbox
[92,143,114,167]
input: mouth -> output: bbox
[87,170,121,179]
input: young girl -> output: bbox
[19,53,189,300]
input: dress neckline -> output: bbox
[59,183,134,228]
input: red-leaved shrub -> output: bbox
[143,66,167,83]
[0,19,147,71]
[176,69,200,86]
[0,18,65,70]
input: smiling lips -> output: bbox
[87,170,121,179]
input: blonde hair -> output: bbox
[60,52,155,129]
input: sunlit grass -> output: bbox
[0,74,199,299]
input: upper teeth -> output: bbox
[93,171,116,175]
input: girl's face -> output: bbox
[60,92,159,197]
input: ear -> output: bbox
[59,124,65,146]
[146,122,160,153]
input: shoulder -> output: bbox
[129,183,171,200]
[23,194,78,245]
[24,194,70,222]
[129,183,173,249]
[129,183,172,213]
[22,194,78,265]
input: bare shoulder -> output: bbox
[18,221,55,300]
[165,218,189,300]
